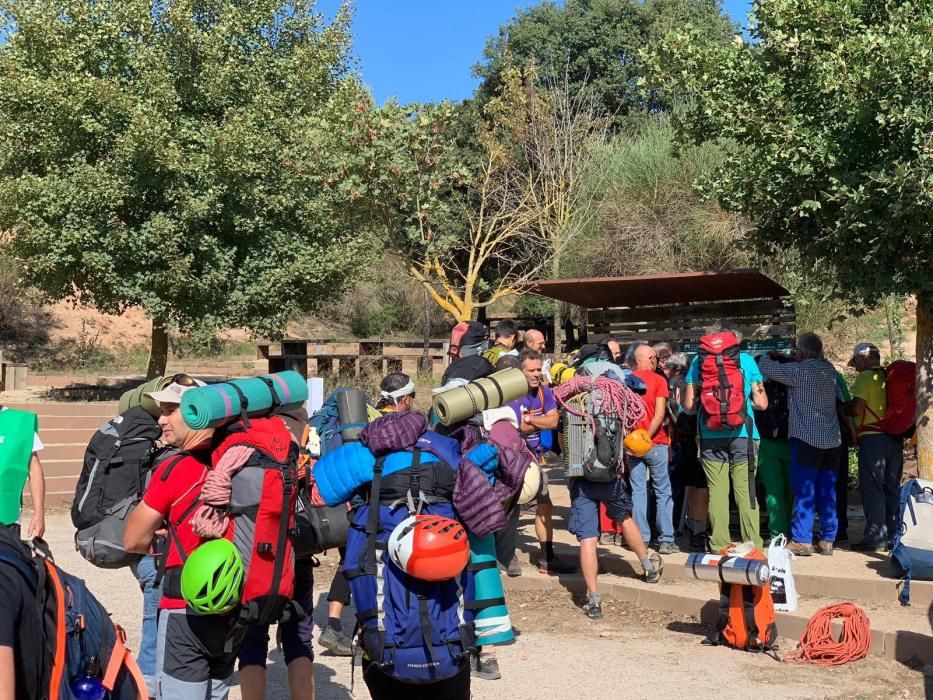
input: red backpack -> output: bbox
[715,546,778,653]
[697,332,748,431]
[168,417,299,626]
[870,360,917,438]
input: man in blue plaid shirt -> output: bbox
[758,333,841,556]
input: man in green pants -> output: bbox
[684,330,768,552]
[0,403,46,537]
[754,354,793,542]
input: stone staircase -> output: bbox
[5,402,117,508]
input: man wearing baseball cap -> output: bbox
[845,343,902,551]
[124,374,248,700]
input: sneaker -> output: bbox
[816,540,833,556]
[644,552,663,584]
[787,541,813,557]
[538,558,578,575]
[582,600,603,619]
[470,652,502,680]
[852,540,886,553]
[688,528,710,554]
[506,556,523,577]
[657,541,680,555]
[318,626,354,657]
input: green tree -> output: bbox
[0,0,368,377]
[653,1,933,475]
[474,0,736,125]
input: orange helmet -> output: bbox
[623,429,653,458]
[387,514,470,581]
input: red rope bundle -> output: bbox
[190,445,255,538]
[552,374,646,431]
[784,602,872,666]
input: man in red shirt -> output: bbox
[629,344,678,554]
[124,378,244,700]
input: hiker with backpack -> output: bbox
[0,402,45,539]
[758,334,842,556]
[481,319,519,366]
[374,372,416,414]
[683,328,769,553]
[845,342,914,551]
[754,353,793,544]
[122,378,242,700]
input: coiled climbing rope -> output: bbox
[784,602,872,666]
[553,374,646,432]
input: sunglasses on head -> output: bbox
[171,373,198,387]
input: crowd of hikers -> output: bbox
[0,317,915,700]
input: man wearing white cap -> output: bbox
[845,342,902,551]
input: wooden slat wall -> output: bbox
[587,298,795,349]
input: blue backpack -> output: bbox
[308,388,373,457]
[343,450,476,684]
[0,531,146,700]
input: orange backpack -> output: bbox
[716,546,778,652]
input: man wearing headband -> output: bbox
[375,373,416,414]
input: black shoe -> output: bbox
[318,626,353,657]
[538,557,578,575]
[688,530,710,554]
[582,600,603,619]
[852,540,886,553]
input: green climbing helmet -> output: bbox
[181,538,244,615]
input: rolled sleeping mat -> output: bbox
[685,553,771,586]
[181,371,308,430]
[335,388,368,442]
[468,532,514,646]
[312,442,441,506]
[432,368,528,427]
[119,375,172,419]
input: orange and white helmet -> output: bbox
[623,428,653,458]
[387,514,470,581]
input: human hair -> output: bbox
[375,372,413,410]
[797,332,824,359]
[652,342,673,357]
[717,321,744,342]
[623,340,647,368]
[494,319,518,340]
[495,355,522,371]
[519,348,542,366]
[667,352,689,373]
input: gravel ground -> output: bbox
[38,512,927,700]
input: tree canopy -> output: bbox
[0,0,369,375]
[474,0,736,124]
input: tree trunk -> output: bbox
[146,319,169,380]
[420,288,432,375]
[917,297,933,480]
[551,251,562,355]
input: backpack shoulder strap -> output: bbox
[0,550,38,591]
[102,624,148,700]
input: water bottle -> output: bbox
[70,657,106,700]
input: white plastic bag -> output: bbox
[767,534,798,612]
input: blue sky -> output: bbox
[332,1,754,105]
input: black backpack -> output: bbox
[72,406,178,568]
[754,379,790,441]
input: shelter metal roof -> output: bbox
[528,270,790,309]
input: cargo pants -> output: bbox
[701,437,762,552]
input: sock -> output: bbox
[327,617,342,632]
[541,541,555,562]
[587,591,601,606]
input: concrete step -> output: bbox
[506,555,933,665]
[38,415,111,431]
[40,443,91,462]
[3,402,117,416]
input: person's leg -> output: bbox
[628,455,650,544]
[535,472,574,573]
[131,555,161,697]
[286,659,314,700]
[157,609,214,700]
[320,548,353,656]
[789,439,817,546]
[280,558,315,700]
[730,439,763,550]
[857,435,887,545]
[884,435,905,547]
[567,478,600,612]
[835,445,850,542]
[579,537,598,594]
[646,445,675,547]
[758,439,791,540]
[239,667,267,700]
[702,440,732,552]
[494,505,521,574]
[816,450,838,544]
[237,622,271,700]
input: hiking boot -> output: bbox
[582,600,603,619]
[506,556,523,577]
[538,558,578,575]
[787,541,813,557]
[318,626,354,657]
[816,540,833,556]
[470,652,502,680]
[657,541,680,555]
[852,540,886,553]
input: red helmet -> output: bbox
[387,514,470,581]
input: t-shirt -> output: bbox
[633,370,670,446]
[0,558,44,700]
[0,407,43,453]
[853,368,886,434]
[509,387,557,454]
[686,352,763,440]
[142,449,214,609]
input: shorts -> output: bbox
[363,660,470,700]
[675,435,707,488]
[156,608,247,700]
[568,478,633,541]
[238,558,315,668]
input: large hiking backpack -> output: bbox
[164,417,299,627]
[562,390,624,482]
[344,450,477,683]
[448,321,489,359]
[697,332,749,432]
[714,546,778,653]
[308,388,371,458]
[72,406,177,568]
[869,360,917,439]
[0,531,147,700]
[755,381,789,441]
[293,423,351,558]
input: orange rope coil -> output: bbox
[784,602,872,666]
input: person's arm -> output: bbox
[758,356,798,386]
[683,383,697,414]
[838,401,858,445]
[124,501,165,554]
[524,408,559,431]
[751,382,768,411]
[25,454,45,539]
[846,397,866,418]
[846,370,871,419]
[0,646,14,700]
